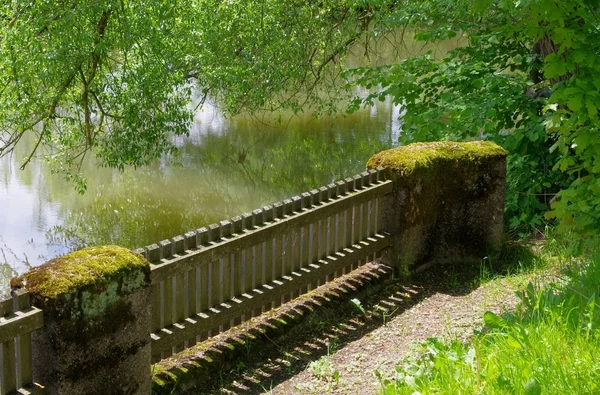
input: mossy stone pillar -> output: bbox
[367,141,506,272]
[10,246,152,395]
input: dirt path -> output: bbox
[271,276,519,394]
[185,258,526,395]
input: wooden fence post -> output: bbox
[11,246,151,395]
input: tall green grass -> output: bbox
[378,237,600,394]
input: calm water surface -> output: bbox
[0,31,464,293]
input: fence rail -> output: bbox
[138,168,393,362]
[0,289,44,395]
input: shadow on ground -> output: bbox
[153,242,536,394]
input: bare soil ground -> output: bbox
[270,273,519,394]
[170,253,532,395]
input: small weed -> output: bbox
[309,355,333,380]
[349,298,366,316]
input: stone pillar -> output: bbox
[10,246,151,395]
[367,141,506,272]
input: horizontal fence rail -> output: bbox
[0,290,44,395]
[137,168,393,363]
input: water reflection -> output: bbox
[0,98,401,293]
[0,29,465,293]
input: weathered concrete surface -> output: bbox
[367,141,506,271]
[11,246,152,395]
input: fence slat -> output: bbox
[1,340,16,395]
[291,197,302,299]
[299,193,311,295]
[13,290,32,389]
[263,206,274,313]
[251,210,263,317]
[184,268,197,349]
[174,272,185,353]
[173,235,186,352]
[272,203,284,308]
[220,220,233,331]
[151,281,164,360]
[352,175,363,270]
[148,181,393,283]
[150,234,391,354]
[361,172,374,264]
[318,187,330,286]
[308,190,320,291]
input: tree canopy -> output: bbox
[350,0,600,239]
[0,0,371,187]
[2,0,600,238]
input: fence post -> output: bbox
[367,141,506,272]
[10,246,151,395]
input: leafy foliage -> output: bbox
[0,0,377,185]
[3,0,600,235]
[347,0,600,236]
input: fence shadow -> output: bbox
[152,249,515,394]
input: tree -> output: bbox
[0,0,375,190]
[2,0,599,237]
[346,0,600,238]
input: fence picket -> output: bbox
[283,200,295,302]
[250,209,263,317]
[299,193,311,294]
[1,339,16,395]
[360,173,371,266]
[146,176,393,362]
[242,212,254,316]
[290,196,302,299]
[1,296,16,395]
[353,175,364,270]
[318,187,330,286]
[263,206,274,312]
[172,237,185,352]
[196,228,209,341]
[272,202,284,308]
[13,290,31,389]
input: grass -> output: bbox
[376,234,600,394]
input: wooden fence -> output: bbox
[0,167,393,383]
[0,289,44,395]
[137,168,393,363]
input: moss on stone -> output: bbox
[11,246,149,300]
[367,141,506,179]
[367,141,506,270]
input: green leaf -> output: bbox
[568,95,583,112]
[544,61,567,79]
[586,101,598,121]
[483,311,506,329]
[524,378,542,395]
[474,0,493,15]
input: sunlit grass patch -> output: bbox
[378,236,600,395]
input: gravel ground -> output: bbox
[271,277,519,394]
[180,257,529,395]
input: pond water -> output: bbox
[0,31,464,293]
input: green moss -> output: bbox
[11,246,149,300]
[366,141,506,178]
[367,141,506,270]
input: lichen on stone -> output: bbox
[11,245,149,300]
